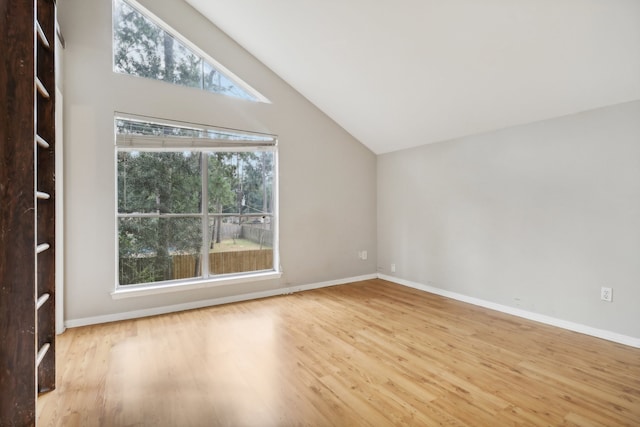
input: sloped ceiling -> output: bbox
[185,0,640,154]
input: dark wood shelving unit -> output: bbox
[1,0,57,424]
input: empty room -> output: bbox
[1,0,639,425]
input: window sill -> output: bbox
[111,270,282,299]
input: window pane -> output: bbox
[208,152,239,214]
[203,61,256,101]
[208,152,274,215]
[113,0,202,88]
[241,152,274,215]
[118,217,202,285]
[118,151,202,214]
[164,34,202,88]
[207,216,273,275]
[113,0,164,80]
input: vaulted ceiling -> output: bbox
[186,0,640,154]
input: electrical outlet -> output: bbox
[391,263,396,273]
[600,287,612,302]
[361,250,367,260]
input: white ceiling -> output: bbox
[185,0,640,154]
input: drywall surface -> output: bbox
[378,101,640,337]
[58,0,376,322]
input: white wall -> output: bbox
[378,101,640,338]
[58,0,377,324]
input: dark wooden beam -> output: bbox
[0,1,37,425]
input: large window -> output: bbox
[116,115,278,288]
[113,0,264,102]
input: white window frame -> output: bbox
[112,113,280,299]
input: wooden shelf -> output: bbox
[36,343,51,367]
[36,134,50,148]
[37,293,50,309]
[35,77,50,99]
[36,21,50,49]
[36,243,51,254]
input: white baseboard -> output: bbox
[379,274,640,349]
[64,274,378,328]
[67,272,639,349]
[289,273,378,293]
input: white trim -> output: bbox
[66,274,377,328]
[55,86,65,335]
[112,271,283,299]
[68,287,285,328]
[288,274,378,294]
[379,274,640,349]
[66,272,640,349]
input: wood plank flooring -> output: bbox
[37,279,640,426]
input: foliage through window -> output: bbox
[116,115,277,287]
[113,0,261,101]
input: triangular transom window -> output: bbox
[113,0,266,102]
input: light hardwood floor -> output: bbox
[37,279,640,426]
